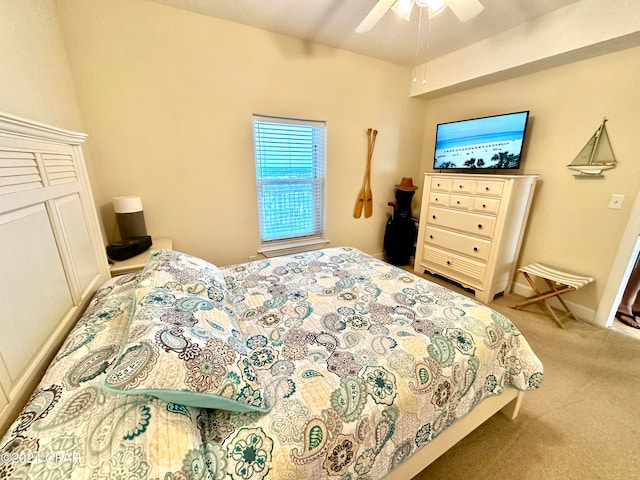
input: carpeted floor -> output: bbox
[410,271,640,480]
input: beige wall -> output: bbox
[7,1,637,316]
[0,0,83,131]
[55,0,427,265]
[0,0,104,239]
[419,46,640,313]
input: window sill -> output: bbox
[258,237,330,258]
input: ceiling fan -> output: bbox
[356,0,484,33]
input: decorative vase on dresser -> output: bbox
[414,173,538,304]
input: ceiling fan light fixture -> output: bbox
[357,0,483,33]
[391,0,415,21]
[415,0,449,18]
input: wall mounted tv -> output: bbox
[433,111,530,170]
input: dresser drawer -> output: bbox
[430,177,452,191]
[472,197,500,214]
[475,180,504,197]
[449,194,472,210]
[429,192,449,207]
[424,226,491,261]
[426,207,496,238]
[451,179,474,193]
[421,246,486,286]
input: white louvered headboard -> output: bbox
[0,112,110,435]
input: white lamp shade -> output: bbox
[113,196,143,213]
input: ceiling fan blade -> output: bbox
[355,0,398,33]
[448,0,484,22]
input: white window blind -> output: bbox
[253,115,326,245]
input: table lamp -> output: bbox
[112,196,147,239]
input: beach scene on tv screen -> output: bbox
[434,113,527,169]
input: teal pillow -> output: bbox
[102,249,271,413]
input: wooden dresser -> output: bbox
[414,173,537,303]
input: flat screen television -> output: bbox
[433,111,530,170]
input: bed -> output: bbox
[0,113,543,479]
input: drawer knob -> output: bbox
[485,187,490,191]
[477,224,483,229]
[459,185,463,189]
[435,197,438,201]
[482,204,487,208]
[473,247,478,252]
[432,215,436,219]
[429,235,433,239]
[447,260,451,265]
[456,200,460,204]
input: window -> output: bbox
[252,114,327,255]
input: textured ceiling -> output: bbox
[153,0,580,67]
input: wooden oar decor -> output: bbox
[354,128,378,218]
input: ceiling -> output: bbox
[153,0,580,67]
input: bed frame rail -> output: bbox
[385,389,523,479]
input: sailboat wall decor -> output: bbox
[567,118,617,178]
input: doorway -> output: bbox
[611,247,640,338]
[595,192,640,328]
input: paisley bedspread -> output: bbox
[0,273,207,480]
[0,247,543,479]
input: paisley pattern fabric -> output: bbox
[197,246,543,479]
[102,250,271,413]
[1,247,543,480]
[0,273,206,479]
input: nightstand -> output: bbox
[109,237,173,276]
